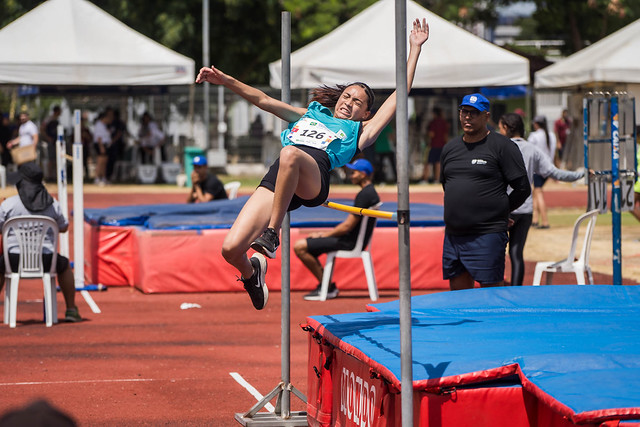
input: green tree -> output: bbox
[530,0,640,54]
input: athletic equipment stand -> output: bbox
[234,12,307,426]
[584,92,637,285]
[56,115,101,313]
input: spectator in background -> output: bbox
[554,109,571,167]
[528,115,556,229]
[40,105,62,181]
[138,112,165,165]
[93,108,114,186]
[7,110,39,151]
[294,159,379,300]
[80,112,93,180]
[422,106,449,183]
[440,93,529,290]
[107,109,128,182]
[498,113,584,286]
[0,113,12,166]
[187,155,228,203]
[373,122,396,183]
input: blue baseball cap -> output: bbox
[345,158,373,175]
[192,155,207,166]
[459,93,490,112]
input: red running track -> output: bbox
[0,184,605,425]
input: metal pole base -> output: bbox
[234,381,307,426]
[234,411,307,426]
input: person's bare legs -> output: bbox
[222,187,274,278]
[532,187,549,227]
[449,271,474,290]
[267,146,322,233]
[294,239,323,282]
[57,266,77,310]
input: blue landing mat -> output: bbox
[83,197,444,230]
[307,285,640,421]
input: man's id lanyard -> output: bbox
[287,117,345,150]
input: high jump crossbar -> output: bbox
[322,201,397,221]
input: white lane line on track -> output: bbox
[0,378,195,386]
[229,372,275,413]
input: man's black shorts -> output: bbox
[307,236,355,257]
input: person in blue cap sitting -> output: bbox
[187,155,228,203]
[440,93,530,290]
[294,158,380,300]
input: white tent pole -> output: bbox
[203,0,210,151]
[56,124,69,258]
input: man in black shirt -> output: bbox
[440,93,530,290]
[187,155,228,203]
[294,159,380,300]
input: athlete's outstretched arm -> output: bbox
[359,18,429,149]
[196,66,307,123]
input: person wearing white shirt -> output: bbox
[93,109,114,186]
[527,115,556,229]
[7,112,39,149]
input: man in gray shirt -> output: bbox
[0,162,81,322]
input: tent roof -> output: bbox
[269,0,529,89]
[0,0,194,86]
[535,19,640,89]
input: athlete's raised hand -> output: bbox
[195,65,229,85]
[410,18,429,47]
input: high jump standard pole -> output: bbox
[56,124,69,258]
[234,11,306,426]
[395,1,414,426]
[72,109,101,314]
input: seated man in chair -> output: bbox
[0,162,81,322]
[187,155,228,203]
[294,158,380,300]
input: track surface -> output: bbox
[0,183,630,426]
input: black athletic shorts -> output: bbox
[307,236,355,257]
[0,253,69,275]
[259,145,332,211]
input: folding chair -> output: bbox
[3,216,59,327]
[318,203,381,301]
[224,181,241,200]
[532,209,599,286]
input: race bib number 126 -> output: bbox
[287,118,341,150]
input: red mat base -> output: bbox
[305,336,617,427]
[84,223,448,293]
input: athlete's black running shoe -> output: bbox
[251,227,280,259]
[241,253,268,310]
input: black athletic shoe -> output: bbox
[251,228,280,259]
[303,282,339,301]
[241,253,269,310]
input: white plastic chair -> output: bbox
[318,203,381,301]
[532,209,599,286]
[224,181,241,200]
[3,216,59,328]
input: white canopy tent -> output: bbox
[269,0,529,89]
[0,0,194,86]
[535,19,640,89]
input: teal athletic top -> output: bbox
[281,101,361,170]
